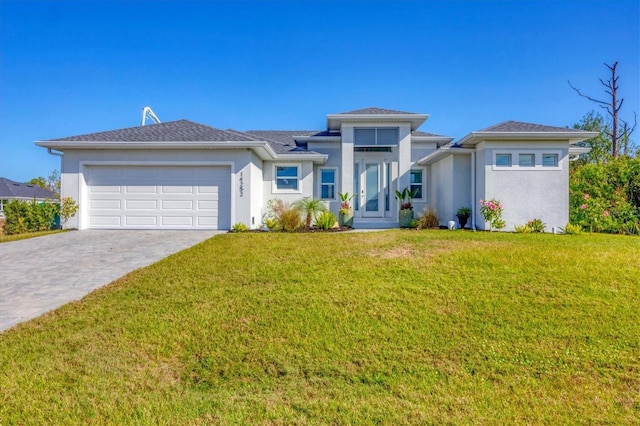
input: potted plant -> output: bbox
[395,187,419,228]
[456,207,472,229]
[338,192,354,227]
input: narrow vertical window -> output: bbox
[320,168,336,199]
[410,169,423,199]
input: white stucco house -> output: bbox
[36,107,595,231]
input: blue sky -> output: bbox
[1,0,638,182]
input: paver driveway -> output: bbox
[0,230,221,332]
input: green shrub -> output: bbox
[315,211,337,230]
[232,222,249,232]
[514,224,532,233]
[266,199,302,232]
[562,223,582,235]
[3,199,58,235]
[264,217,280,231]
[479,199,505,231]
[416,208,439,229]
[59,197,79,228]
[570,158,640,235]
[527,218,546,233]
[293,197,327,228]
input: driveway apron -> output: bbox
[0,230,221,333]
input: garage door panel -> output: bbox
[125,200,157,210]
[90,216,121,226]
[90,185,122,194]
[90,199,121,210]
[198,216,218,226]
[86,165,230,230]
[198,200,217,210]
[162,200,193,210]
[125,216,157,226]
[162,216,194,226]
[162,186,194,194]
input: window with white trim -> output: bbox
[274,165,300,192]
[410,169,424,200]
[354,127,399,146]
[518,153,535,167]
[319,168,336,199]
[495,153,512,167]
[542,153,559,167]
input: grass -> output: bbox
[0,230,638,424]
[0,229,66,243]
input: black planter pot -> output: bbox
[456,214,470,229]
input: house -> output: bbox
[35,107,596,231]
[0,177,57,214]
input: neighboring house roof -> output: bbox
[0,177,57,200]
[47,119,257,142]
[458,120,599,146]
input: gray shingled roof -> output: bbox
[245,130,338,155]
[479,121,585,133]
[413,130,449,138]
[0,178,57,199]
[47,120,258,142]
[339,107,416,115]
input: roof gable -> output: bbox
[0,178,57,199]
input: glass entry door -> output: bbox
[361,162,383,217]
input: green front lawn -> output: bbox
[1,230,638,424]
[0,229,65,243]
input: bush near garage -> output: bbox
[2,199,59,235]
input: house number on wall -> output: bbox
[239,171,244,197]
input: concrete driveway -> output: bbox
[0,230,221,333]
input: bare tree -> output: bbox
[569,61,637,158]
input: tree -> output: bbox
[569,61,637,158]
[46,170,61,198]
[572,111,612,165]
[28,170,61,198]
[292,197,327,228]
[27,177,47,189]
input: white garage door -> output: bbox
[85,165,231,229]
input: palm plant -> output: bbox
[293,197,328,228]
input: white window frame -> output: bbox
[273,163,301,193]
[410,168,425,200]
[318,167,337,200]
[493,150,562,171]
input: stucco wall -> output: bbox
[480,141,569,231]
[429,155,454,226]
[262,160,315,213]
[308,144,341,216]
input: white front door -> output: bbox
[363,162,383,217]
[355,160,386,218]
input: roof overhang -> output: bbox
[326,113,429,131]
[35,140,328,164]
[457,130,599,147]
[417,145,475,165]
